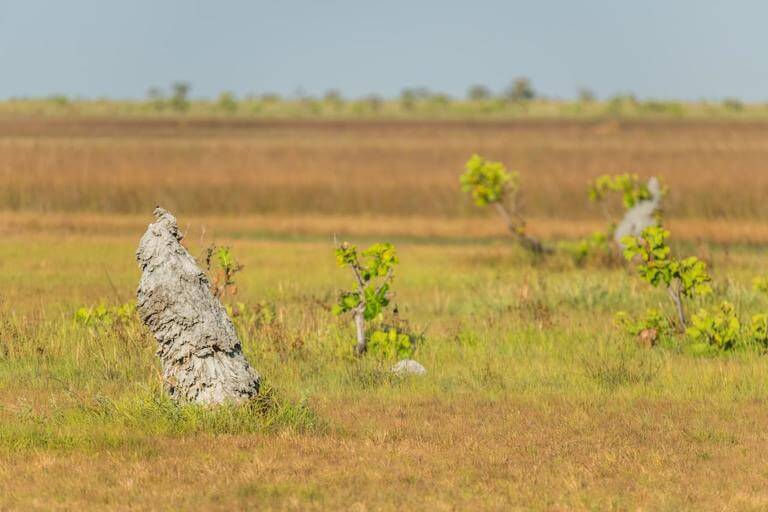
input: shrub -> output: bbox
[332,241,398,355]
[74,302,136,328]
[170,81,191,112]
[504,77,535,102]
[217,91,238,113]
[614,308,673,347]
[467,84,492,101]
[622,226,712,329]
[749,313,768,349]
[460,154,547,254]
[203,245,244,299]
[560,231,614,266]
[368,325,420,360]
[752,275,768,294]
[686,301,740,351]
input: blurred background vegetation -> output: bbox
[1,78,762,119]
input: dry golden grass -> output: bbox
[2,117,768,223]
[5,211,768,245]
[4,398,768,511]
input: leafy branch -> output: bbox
[460,154,548,255]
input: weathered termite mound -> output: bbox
[136,207,260,405]
[614,177,663,244]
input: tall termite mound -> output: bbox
[614,177,663,244]
[135,207,260,405]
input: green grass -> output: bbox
[4,234,768,508]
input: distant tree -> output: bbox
[607,93,638,115]
[217,91,238,113]
[261,93,281,103]
[399,87,430,111]
[428,93,451,110]
[467,84,492,101]
[577,87,596,103]
[400,88,417,111]
[48,95,69,107]
[323,89,343,103]
[504,77,535,102]
[323,89,344,111]
[147,87,165,111]
[362,94,383,113]
[170,81,191,112]
[723,98,743,111]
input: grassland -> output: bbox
[3,118,768,510]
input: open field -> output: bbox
[2,117,768,223]
[3,118,768,510]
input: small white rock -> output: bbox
[391,359,427,376]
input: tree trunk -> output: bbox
[492,202,548,255]
[135,207,260,405]
[354,309,366,356]
[667,279,687,331]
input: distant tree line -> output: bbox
[18,78,760,118]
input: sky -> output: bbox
[0,1,766,101]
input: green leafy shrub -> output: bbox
[460,154,517,206]
[204,245,244,299]
[752,275,768,294]
[749,314,768,349]
[622,226,711,329]
[560,231,613,266]
[614,308,673,346]
[368,325,421,360]
[333,241,399,355]
[686,301,740,351]
[460,154,546,254]
[217,91,238,113]
[74,302,136,328]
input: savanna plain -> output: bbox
[3,117,768,510]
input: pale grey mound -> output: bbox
[391,359,427,376]
[614,177,663,245]
[135,207,260,405]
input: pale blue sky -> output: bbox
[0,1,765,100]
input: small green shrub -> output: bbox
[614,308,673,346]
[204,245,244,299]
[367,318,423,360]
[752,275,768,294]
[622,227,711,296]
[749,314,768,349]
[686,301,741,351]
[622,226,711,329]
[74,302,136,327]
[217,91,238,113]
[333,241,399,355]
[460,154,517,207]
[460,154,546,254]
[560,231,614,266]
